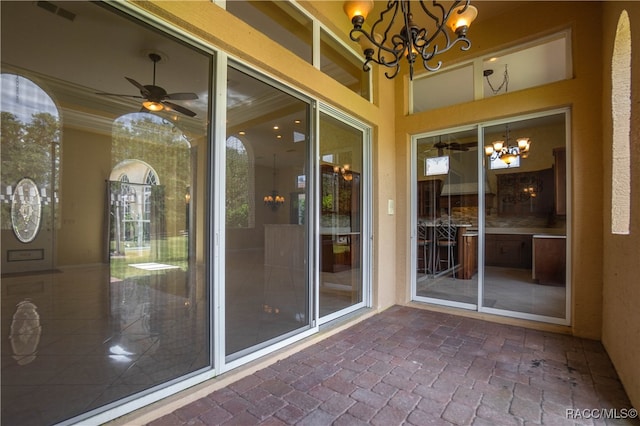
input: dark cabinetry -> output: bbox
[554,147,566,216]
[417,180,441,218]
[533,236,566,285]
[485,234,532,269]
[497,168,554,216]
[320,164,360,273]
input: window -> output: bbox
[411,32,572,113]
[226,0,312,63]
[320,28,370,100]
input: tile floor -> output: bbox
[147,305,638,426]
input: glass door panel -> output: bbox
[225,67,311,359]
[482,113,567,319]
[415,130,479,306]
[319,112,364,318]
[1,3,212,423]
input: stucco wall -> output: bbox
[394,2,604,338]
[601,1,640,410]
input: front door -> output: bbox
[1,74,59,275]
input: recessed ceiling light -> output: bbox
[273,125,279,130]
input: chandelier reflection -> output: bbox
[343,0,477,80]
[484,125,532,167]
[334,164,353,181]
[264,154,285,210]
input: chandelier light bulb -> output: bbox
[343,0,374,25]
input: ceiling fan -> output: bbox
[97,53,198,117]
[431,140,471,156]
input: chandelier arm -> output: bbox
[419,37,470,72]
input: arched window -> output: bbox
[226,135,253,228]
[611,10,631,235]
[0,73,60,240]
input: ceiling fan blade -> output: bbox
[166,92,198,101]
[448,143,469,151]
[163,101,197,117]
[95,91,144,99]
[125,77,150,97]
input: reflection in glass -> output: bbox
[1,2,211,424]
[415,131,479,306]
[225,67,310,358]
[319,112,363,317]
[320,28,370,100]
[226,1,312,63]
[10,300,42,366]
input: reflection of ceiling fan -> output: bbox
[433,141,470,155]
[97,53,198,117]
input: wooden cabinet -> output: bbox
[497,169,554,216]
[533,236,566,285]
[459,233,477,279]
[417,180,441,218]
[485,234,532,269]
[553,147,566,216]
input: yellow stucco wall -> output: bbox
[394,1,605,339]
[135,0,639,407]
[601,1,640,410]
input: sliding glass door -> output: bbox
[318,110,366,321]
[413,110,569,324]
[224,66,312,360]
[482,113,568,320]
[414,128,479,307]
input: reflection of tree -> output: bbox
[112,115,190,238]
[226,141,249,228]
[1,111,60,230]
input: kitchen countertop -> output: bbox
[481,227,566,236]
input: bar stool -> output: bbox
[436,222,457,277]
[417,225,432,274]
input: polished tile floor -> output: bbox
[417,266,566,318]
[146,305,637,426]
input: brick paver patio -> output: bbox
[148,306,638,425]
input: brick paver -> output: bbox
[147,306,638,425]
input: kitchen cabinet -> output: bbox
[320,164,360,273]
[533,235,566,285]
[554,147,566,216]
[459,232,477,279]
[485,234,532,269]
[497,168,554,216]
[417,180,441,218]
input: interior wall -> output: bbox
[394,2,604,338]
[601,1,640,409]
[57,126,111,266]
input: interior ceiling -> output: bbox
[2,1,539,168]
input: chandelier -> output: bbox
[264,154,285,210]
[484,125,532,167]
[343,0,478,80]
[334,164,353,181]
